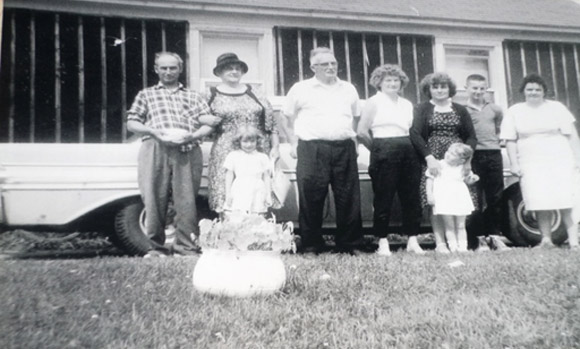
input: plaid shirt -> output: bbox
[127,82,211,151]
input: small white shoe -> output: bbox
[376,238,392,256]
[406,236,425,254]
[435,244,450,254]
[489,236,511,251]
[457,239,468,252]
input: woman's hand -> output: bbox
[290,142,298,159]
[224,196,233,209]
[427,195,435,206]
[464,173,480,185]
[510,163,522,177]
[269,146,280,161]
[426,155,441,176]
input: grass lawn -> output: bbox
[1,248,580,349]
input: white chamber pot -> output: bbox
[192,249,286,297]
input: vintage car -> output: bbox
[0,136,568,255]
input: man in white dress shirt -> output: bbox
[283,47,364,254]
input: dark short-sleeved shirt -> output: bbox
[466,102,502,150]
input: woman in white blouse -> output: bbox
[357,64,424,255]
[501,73,580,249]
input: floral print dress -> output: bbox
[207,88,277,212]
[419,110,478,210]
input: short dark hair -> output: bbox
[466,74,486,84]
[519,73,548,94]
[420,72,457,98]
[369,64,409,91]
[154,51,183,69]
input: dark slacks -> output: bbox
[138,139,203,254]
[468,149,504,248]
[368,137,422,238]
[296,139,363,250]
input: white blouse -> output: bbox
[369,93,414,138]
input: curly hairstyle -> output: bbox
[519,73,548,95]
[369,64,409,91]
[446,143,474,165]
[231,125,265,152]
[420,72,457,98]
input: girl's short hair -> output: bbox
[369,64,409,91]
[519,73,548,95]
[232,125,264,151]
[446,143,473,164]
[420,72,457,98]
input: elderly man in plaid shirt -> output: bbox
[127,52,216,257]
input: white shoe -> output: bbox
[435,244,450,254]
[457,239,468,252]
[376,238,392,256]
[489,236,511,251]
[406,236,425,254]
[475,236,490,252]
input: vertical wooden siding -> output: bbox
[0,9,188,143]
[504,40,580,119]
[275,27,434,104]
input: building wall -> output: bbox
[3,0,580,143]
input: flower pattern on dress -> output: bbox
[207,89,277,212]
[419,110,479,210]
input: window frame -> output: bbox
[434,38,508,109]
[187,26,274,95]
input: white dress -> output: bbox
[500,100,575,210]
[223,150,271,213]
[428,161,475,216]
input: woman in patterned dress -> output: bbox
[206,53,279,214]
[410,72,477,253]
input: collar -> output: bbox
[154,82,186,91]
[376,92,401,104]
[430,99,453,112]
[307,77,343,88]
[466,100,488,111]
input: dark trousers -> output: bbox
[296,139,363,249]
[468,149,504,248]
[138,139,203,254]
[368,137,422,238]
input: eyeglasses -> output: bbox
[313,62,338,67]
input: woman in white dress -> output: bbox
[501,73,580,249]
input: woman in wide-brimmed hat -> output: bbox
[205,52,279,214]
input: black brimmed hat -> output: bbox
[213,53,249,76]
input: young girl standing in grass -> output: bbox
[223,126,272,215]
[426,143,478,252]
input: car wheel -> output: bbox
[504,186,567,246]
[113,199,152,255]
[113,197,217,256]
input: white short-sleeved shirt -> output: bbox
[500,100,575,141]
[368,93,413,138]
[283,77,361,141]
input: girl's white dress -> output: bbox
[428,160,475,216]
[223,150,271,213]
[500,100,575,210]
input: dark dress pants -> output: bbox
[368,137,422,238]
[468,149,504,249]
[138,139,203,254]
[296,139,363,250]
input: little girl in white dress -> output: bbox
[426,143,479,252]
[223,126,272,214]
